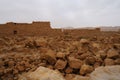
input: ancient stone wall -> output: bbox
[0,21,101,36]
[0,21,52,36]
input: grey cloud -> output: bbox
[0,0,120,27]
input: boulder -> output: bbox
[80,39,89,44]
[18,66,65,80]
[34,38,47,47]
[115,59,120,65]
[41,49,56,65]
[91,42,100,49]
[80,64,94,75]
[104,58,115,66]
[65,67,73,74]
[79,53,90,60]
[55,59,67,70]
[68,57,83,69]
[17,65,25,72]
[94,57,103,68]
[107,49,119,59]
[85,56,96,65]
[56,52,66,59]
[90,65,120,80]
[95,50,106,59]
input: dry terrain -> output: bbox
[0,31,120,80]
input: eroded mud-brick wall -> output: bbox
[0,21,101,37]
[62,28,101,37]
[0,22,54,36]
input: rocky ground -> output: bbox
[0,32,120,80]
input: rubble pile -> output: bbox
[0,33,120,80]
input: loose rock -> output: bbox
[104,58,115,66]
[41,49,56,65]
[85,56,96,65]
[107,49,119,59]
[55,59,67,70]
[18,66,65,80]
[65,67,73,74]
[68,57,83,69]
[80,64,94,75]
[56,52,66,59]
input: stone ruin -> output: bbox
[0,21,120,80]
[0,21,101,37]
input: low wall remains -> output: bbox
[0,21,101,37]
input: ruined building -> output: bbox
[0,21,101,36]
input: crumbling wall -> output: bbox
[0,22,101,37]
[0,22,52,36]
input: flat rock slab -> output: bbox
[18,66,65,80]
[90,65,120,80]
[19,65,120,80]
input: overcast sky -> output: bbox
[0,0,120,28]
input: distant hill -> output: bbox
[62,26,120,31]
[100,26,120,31]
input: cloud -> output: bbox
[0,0,120,27]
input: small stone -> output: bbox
[96,50,106,59]
[94,57,103,68]
[80,64,94,75]
[56,52,66,59]
[24,62,30,68]
[41,49,56,65]
[65,67,73,74]
[104,58,115,66]
[80,39,89,44]
[85,56,96,65]
[47,65,53,69]
[55,59,67,70]
[79,53,90,60]
[8,61,15,67]
[92,42,100,49]
[94,62,101,68]
[35,39,47,47]
[17,65,25,72]
[68,57,83,69]
[115,59,120,65]
[107,49,119,59]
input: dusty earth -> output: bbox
[0,32,120,80]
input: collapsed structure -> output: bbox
[0,21,120,80]
[0,21,101,36]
